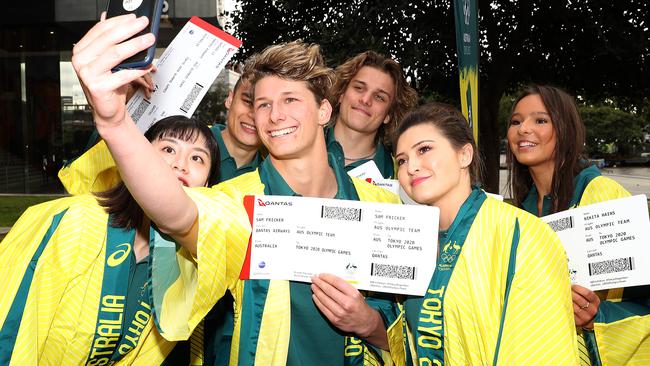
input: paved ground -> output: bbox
[498,166,650,198]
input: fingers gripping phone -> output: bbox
[106,0,164,70]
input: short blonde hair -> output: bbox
[249,40,335,104]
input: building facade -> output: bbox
[0,0,227,193]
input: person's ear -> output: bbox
[459,143,473,169]
[318,99,333,126]
[224,90,234,110]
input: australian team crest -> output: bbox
[438,240,461,270]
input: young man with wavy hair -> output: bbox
[326,51,418,178]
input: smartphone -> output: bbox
[106,0,164,70]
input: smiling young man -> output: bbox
[70,14,400,366]
[326,51,417,178]
[210,72,264,181]
[193,41,401,366]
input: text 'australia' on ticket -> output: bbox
[239,195,439,296]
[543,194,650,291]
[127,16,242,133]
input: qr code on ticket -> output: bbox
[180,83,204,113]
[547,216,574,232]
[131,98,150,123]
[371,263,416,280]
[321,205,362,222]
[588,257,635,276]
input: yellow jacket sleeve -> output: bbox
[58,140,120,195]
[149,186,250,342]
[494,212,579,365]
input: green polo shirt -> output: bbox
[324,126,395,179]
[258,154,359,365]
[210,124,263,181]
[522,165,601,216]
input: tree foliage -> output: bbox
[193,82,230,126]
[231,0,650,191]
[580,105,646,157]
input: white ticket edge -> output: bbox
[126,16,241,132]
[347,160,384,183]
[345,161,419,204]
[240,195,439,296]
[542,194,650,291]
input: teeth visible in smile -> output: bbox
[270,127,297,137]
[519,141,537,147]
[242,122,256,130]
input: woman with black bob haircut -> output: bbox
[506,84,649,366]
[379,102,578,365]
[96,115,221,229]
[0,115,220,364]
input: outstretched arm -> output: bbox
[72,14,198,252]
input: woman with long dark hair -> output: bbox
[507,84,649,365]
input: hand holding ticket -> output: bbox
[126,16,242,132]
[543,194,650,291]
[240,195,439,296]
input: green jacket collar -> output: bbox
[258,153,358,200]
[324,125,395,179]
[210,124,263,182]
[522,164,601,216]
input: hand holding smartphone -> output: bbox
[105,0,164,70]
